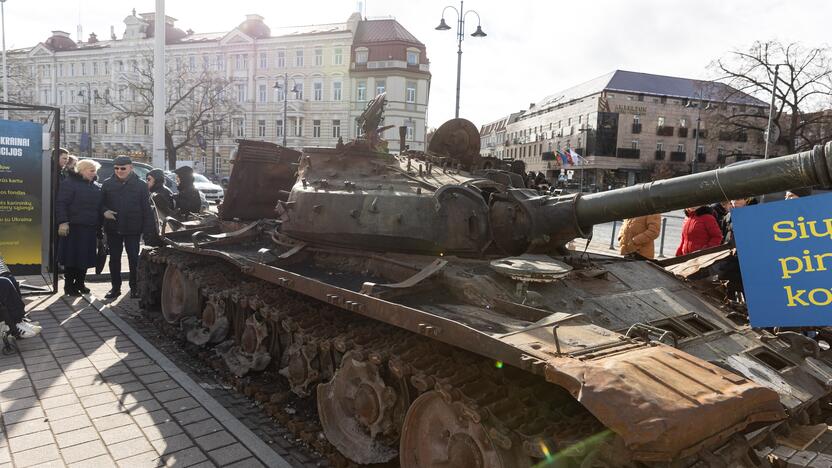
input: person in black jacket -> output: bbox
[101,155,155,299]
[173,166,202,215]
[146,169,175,218]
[0,255,42,339]
[56,159,104,296]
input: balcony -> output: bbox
[696,153,706,163]
[631,123,642,134]
[669,151,687,162]
[656,126,674,137]
[616,148,641,159]
[678,127,688,138]
[692,129,708,139]
[655,150,666,160]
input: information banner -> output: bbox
[732,193,832,327]
[0,120,44,275]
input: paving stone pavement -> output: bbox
[0,291,290,468]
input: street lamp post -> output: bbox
[274,73,299,147]
[435,1,487,119]
[78,83,93,158]
[686,93,708,174]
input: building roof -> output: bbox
[532,70,767,113]
[354,19,422,45]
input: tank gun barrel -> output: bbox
[576,143,832,227]
[489,143,832,255]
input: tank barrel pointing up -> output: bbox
[575,143,832,228]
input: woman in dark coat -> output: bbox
[146,169,175,218]
[173,166,202,215]
[56,159,104,296]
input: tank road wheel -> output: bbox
[400,391,529,468]
[160,265,201,324]
[185,298,229,346]
[317,351,410,464]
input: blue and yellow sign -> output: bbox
[733,192,832,327]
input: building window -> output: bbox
[258,84,267,103]
[333,48,343,65]
[679,118,687,128]
[277,51,285,68]
[375,80,385,96]
[69,119,76,133]
[203,55,210,70]
[295,83,304,100]
[58,90,64,104]
[314,48,323,66]
[294,117,303,137]
[407,51,419,65]
[656,142,663,151]
[235,54,247,70]
[189,56,196,71]
[70,63,75,76]
[234,118,245,137]
[258,120,266,137]
[357,81,367,101]
[276,120,284,137]
[276,86,285,101]
[356,49,368,64]
[332,120,341,138]
[216,55,225,70]
[633,115,640,124]
[103,120,108,134]
[406,123,414,141]
[697,144,704,155]
[237,84,247,103]
[143,119,150,135]
[313,120,321,138]
[295,50,304,67]
[259,52,268,69]
[332,81,342,101]
[117,120,125,134]
[313,81,323,101]
[92,62,98,75]
[631,140,639,149]
[676,143,685,152]
[657,116,666,127]
[406,82,416,103]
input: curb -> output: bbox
[84,294,293,468]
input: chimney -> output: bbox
[88,32,98,44]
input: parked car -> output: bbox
[93,158,177,192]
[192,173,224,203]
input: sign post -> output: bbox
[733,193,832,327]
[0,119,44,275]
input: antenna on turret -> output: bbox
[76,0,82,42]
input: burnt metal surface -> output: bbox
[219,140,300,220]
[139,120,832,466]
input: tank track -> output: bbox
[140,248,756,467]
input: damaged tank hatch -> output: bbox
[137,95,832,466]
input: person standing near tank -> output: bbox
[146,169,175,217]
[675,205,722,256]
[618,214,661,259]
[56,159,104,296]
[101,156,155,299]
[173,166,202,215]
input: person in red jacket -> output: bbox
[676,205,723,256]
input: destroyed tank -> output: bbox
[138,96,832,467]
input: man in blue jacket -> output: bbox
[101,155,155,299]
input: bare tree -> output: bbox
[710,40,832,154]
[103,51,239,169]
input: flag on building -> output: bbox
[570,149,583,166]
[557,150,569,165]
[564,149,574,165]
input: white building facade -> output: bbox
[7,11,430,176]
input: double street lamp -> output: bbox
[274,73,300,147]
[435,1,487,119]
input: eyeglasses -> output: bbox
[114,166,129,171]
